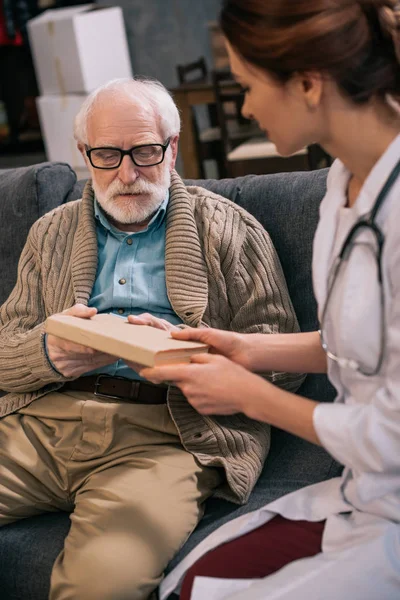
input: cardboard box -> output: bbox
[37,95,88,168]
[28,4,133,95]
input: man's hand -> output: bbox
[127,313,180,332]
[46,304,117,378]
[124,313,180,372]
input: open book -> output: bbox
[45,313,208,367]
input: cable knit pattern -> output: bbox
[0,171,303,504]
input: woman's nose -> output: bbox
[241,97,253,122]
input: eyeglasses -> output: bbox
[319,158,400,377]
[85,139,170,169]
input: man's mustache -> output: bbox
[110,186,150,196]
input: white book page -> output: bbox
[191,576,259,600]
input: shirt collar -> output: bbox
[331,132,400,217]
[94,191,169,237]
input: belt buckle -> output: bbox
[94,374,133,401]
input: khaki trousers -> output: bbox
[0,391,221,600]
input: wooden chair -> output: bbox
[177,57,208,85]
[176,57,225,178]
[212,69,310,177]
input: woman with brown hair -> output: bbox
[140,1,400,598]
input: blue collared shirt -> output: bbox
[86,194,182,380]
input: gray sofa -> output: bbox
[0,162,342,600]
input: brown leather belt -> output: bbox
[62,375,168,405]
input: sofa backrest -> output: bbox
[0,162,77,307]
[0,162,335,403]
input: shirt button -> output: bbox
[126,238,133,245]
[118,308,124,315]
[119,278,126,285]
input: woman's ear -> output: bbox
[296,71,323,110]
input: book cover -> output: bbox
[45,313,208,367]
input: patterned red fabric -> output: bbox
[180,515,325,600]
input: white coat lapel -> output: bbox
[312,160,350,316]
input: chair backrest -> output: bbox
[176,57,208,84]
[176,57,219,131]
[212,70,265,172]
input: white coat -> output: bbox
[160,134,400,600]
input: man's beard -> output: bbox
[93,168,171,226]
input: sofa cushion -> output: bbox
[0,513,70,600]
[0,162,76,307]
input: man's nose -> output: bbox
[117,155,139,184]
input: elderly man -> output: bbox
[0,77,302,600]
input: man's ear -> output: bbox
[168,135,179,170]
[77,142,90,168]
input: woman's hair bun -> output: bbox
[376,0,400,62]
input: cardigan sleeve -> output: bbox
[0,224,66,393]
[227,220,305,392]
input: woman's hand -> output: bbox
[168,327,254,370]
[141,352,320,444]
[171,328,328,375]
[140,353,267,416]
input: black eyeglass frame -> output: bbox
[85,138,171,170]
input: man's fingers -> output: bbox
[128,313,155,324]
[160,319,178,331]
[48,335,97,355]
[89,351,118,362]
[128,314,165,330]
[62,304,97,319]
[128,314,177,332]
[48,335,117,359]
[128,315,150,325]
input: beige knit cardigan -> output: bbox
[0,171,303,504]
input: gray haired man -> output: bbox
[0,77,302,600]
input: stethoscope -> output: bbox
[319,158,400,376]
